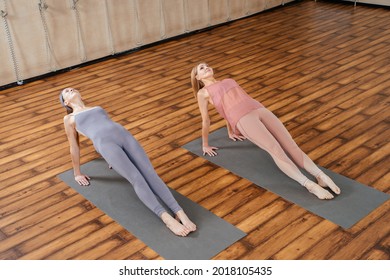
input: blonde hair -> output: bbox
[190,62,206,99]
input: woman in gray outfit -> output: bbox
[60,88,196,237]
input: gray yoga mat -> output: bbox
[58,158,246,260]
[183,127,389,229]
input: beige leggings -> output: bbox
[236,108,322,186]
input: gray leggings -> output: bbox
[96,130,182,217]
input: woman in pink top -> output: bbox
[191,62,341,200]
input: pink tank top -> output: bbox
[205,78,264,132]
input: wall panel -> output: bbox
[209,0,229,26]
[72,0,112,61]
[43,0,84,69]
[1,0,47,84]
[106,0,137,53]
[161,0,185,38]
[247,0,266,15]
[183,0,209,32]
[0,0,296,87]
[227,0,248,20]
[266,0,285,10]
[136,0,162,44]
[343,0,390,6]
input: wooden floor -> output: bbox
[0,0,389,260]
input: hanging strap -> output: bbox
[103,0,115,55]
[133,0,142,45]
[207,0,211,27]
[70,0,87,62]
[159,0,166,39]
[227,0,231,21]
[182,0,189,32]
[1,0,23,85]
[38,0,58,71]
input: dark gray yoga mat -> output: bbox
[183,127,389,229]
[58,158,246,260]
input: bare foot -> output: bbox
[176,210,197,232]
[161,212,190,237]
[316,172,341,194]
[304,180,334,199]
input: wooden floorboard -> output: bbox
[0,0,389,260]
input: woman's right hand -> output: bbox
[75,174,91,186]
[228,132,246,141]
[202,146,218,156]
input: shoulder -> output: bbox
[63,114,75,127]
[197,88,209,99]
[63,114,73,121]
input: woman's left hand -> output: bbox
[229,133,246,141]
[75,174,91,186]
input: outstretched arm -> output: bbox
[197,89,218,156]
[63,115,90,186]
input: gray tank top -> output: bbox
[74,106,125,151]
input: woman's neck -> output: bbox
[70,101,88,114]
[202,77,218,87]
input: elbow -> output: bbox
[69,144,79,155]
[69,147,75,157]
[202,119,210,128]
